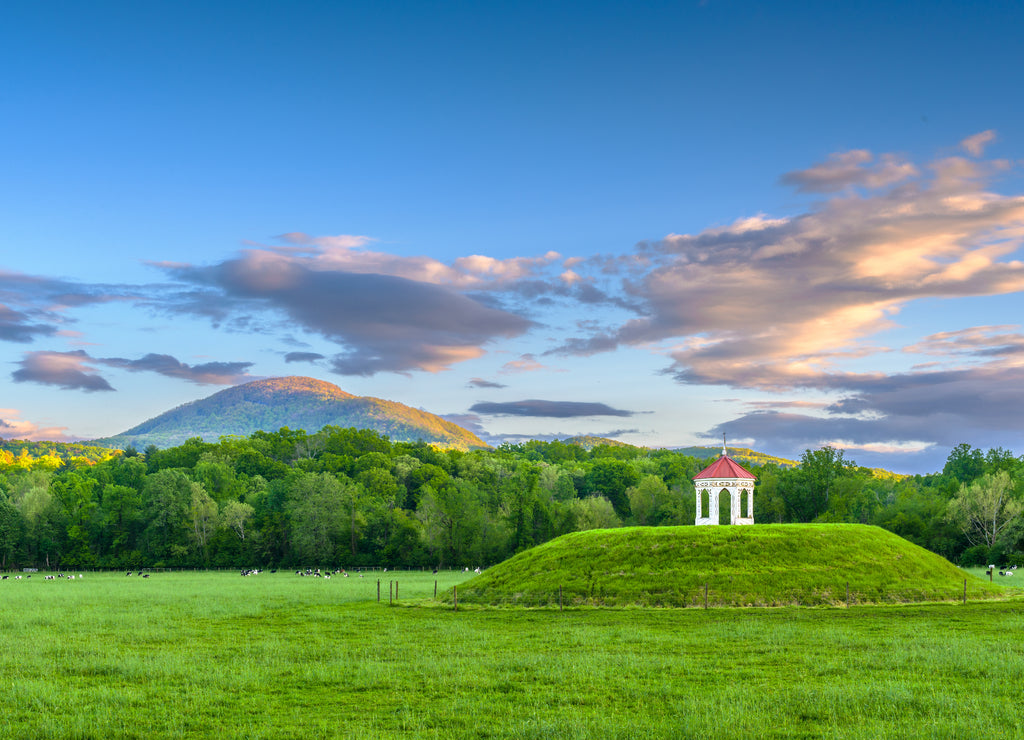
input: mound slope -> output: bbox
[455,524,1005,607]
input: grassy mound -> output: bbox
[453,524,1006,607]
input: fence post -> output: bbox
[704,582,708,609]
[377,579,380,602]
[434,580,437,599]
[396,581,399,600]
[389,580,393,605]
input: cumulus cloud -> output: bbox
[12,350,114,392]
[469,400,634,418]
[98,353,254,385]
[556,138,1024,398]
[160,250,535,375]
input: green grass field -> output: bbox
[2,568,1024,738]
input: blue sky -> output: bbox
[3,1,1024,473]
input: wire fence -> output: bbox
[441,580,1004,609]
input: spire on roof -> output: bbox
[721,433,727,458]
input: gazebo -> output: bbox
[693,443,756,525]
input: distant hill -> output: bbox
[88,376,489,451]
[452,524,1004,607]
[561,435,637,450]
[674,445,798,468]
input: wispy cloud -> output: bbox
[467,378,507,389]
[962,130,996,157]
[778,149,917,193]
[284,351,325,364]
[0,304,57,343]
[98,354,254,385]
[12,349,254,390]
[499,354,549,374]
[470,400,634,418]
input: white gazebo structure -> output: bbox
[693,443,756,525]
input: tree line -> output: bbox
[0,428,1021,570]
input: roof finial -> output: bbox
[721,433,727,458]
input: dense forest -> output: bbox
[0,428,1021,570]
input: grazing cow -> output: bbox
[142,574,151,578]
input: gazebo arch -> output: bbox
[693,444,756,526]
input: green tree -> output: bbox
[221,500,256,542]
[943,443,986,484]
[946,470,1024,549]
[584,459,639,519]
[790,446,854,522]
[287,472,349,563]
[142,469,198,563]
[0,498,25,568]
[190,486,219,561]
[627,475,680,526]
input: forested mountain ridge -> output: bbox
[0,430,1020,571]
[87,376,489,451]
[0,427,1021,571]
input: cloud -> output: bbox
[467,378,507,388]
[98,353,254,385]
[12,350,114,392]
[706,363,1024,470]
[0,409,75,442]
[469,400,634,418]
[284,351,325,364]
[962,130,996,157]
[260,233,562,290]
[439,412,491,440]
[485,429,641,444]
[779,150,917,193]
[903,326,1024,360]
[499,354,549,374]
[0,304,57,342]
[161,249,535,375]
[555,137,1024,397]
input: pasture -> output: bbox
[1,569,1023,738]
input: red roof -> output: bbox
[693,455,756,481]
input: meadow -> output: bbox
[2,569,1023,739]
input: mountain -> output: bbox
[561,435,637,450]
[88,376,489,451]
[673,445,798,468]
